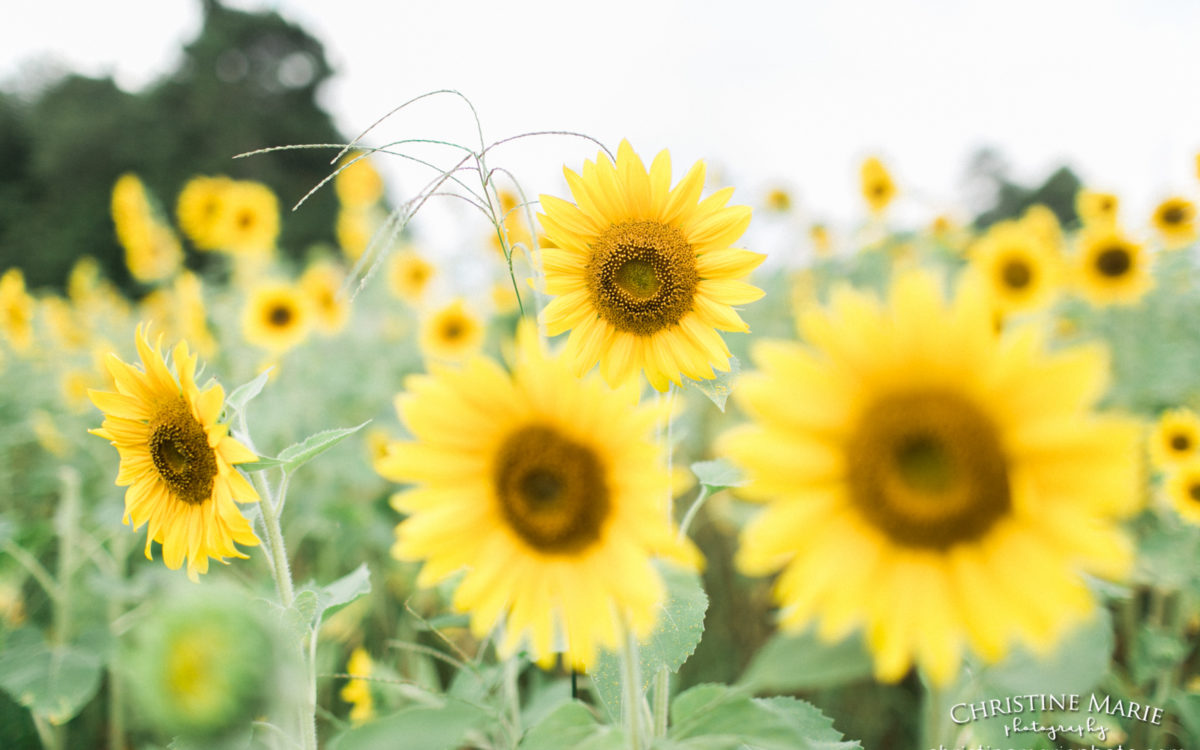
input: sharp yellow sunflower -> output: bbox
[1074,228,1153,306]
[721,270,1141,685]
[969,221,1060,316]
[375,324,697,669]
[89,327,260,581]
[1149,408,1200,471]
[538,140,764,391]
[1151,196,1197,249]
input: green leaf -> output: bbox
[668,683,860,750]
[690,459,747,495]
[328,698,487,750]
[686,357,740,412]
[0,628,104,725]
[738,628,874,693]
[519,700,625,750]
[295,563,371,632]
[239,456,285,473]
[223,369,272,415]
[979,608,1113,696]
[276,420,371,474]
[590,562,708,722]
[1130,625,1189,686]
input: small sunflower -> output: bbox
[0,268,35,354]
[375,323,697,669]
[339,647,375,725]
[419,300,483,362]
[242,282,312,353]
[1076,189,1119,228]
[764,187,793,213]
[111,174,183,284]
[809,223,833,257]
[538,140,764,390]
[88,327,261,581]
[387,248,435,304]
[176,176,234,250]
[300,261,350,334]
[860,156,897,215]
[968,221,1060,316]
[1073,229,1153,307]
[1151,196,1197,249]
[1149,408,1200,471]
[337,207,373,261]
[335,152,385,208]
[721,270,1140,684]
[1165,461,1200,525]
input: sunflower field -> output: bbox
[3,92,1200,750]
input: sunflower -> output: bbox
[111,174,183,284]
[538,140,764,391]
[220,181,280,255]
[419,300,484,362]
[0,268,35,354]
[387,248,435,303]
[1019,204,1063,252]
[1148,408,1200,471]
[176,176,235,251]
[242,282,312,353]
[968,221,1060,316]
[1165,461,1200,525]
[335,152,385,208]
[339,647,375,725]
[337,207,373,261]
[88,327,261,581]
[720,270,1141,685]
[1076,189,1119,228]
[300,260,350,334]
[809,223,833,257]
[375,323,697,669]
[764,187,793,213]
[1151,196,1197,249]
[1073,228,1153,306]
[859,156,897,215]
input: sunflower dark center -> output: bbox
[846,390,1012,550]
[587,221,698,335]
[1190,482,1200,503]
[1161,206,1185,225]
[237,210,255,230]
[1100,199,1113,212]
[149,397,218,505]
[1171,433,1191,452]
[268,304,293,327]
[493,424,610,553]
[1095,247,1131,277]
[1000,258,1033,290]
[441,318,464,341]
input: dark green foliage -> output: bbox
[968,147,1083,230]
[0,0,345,293]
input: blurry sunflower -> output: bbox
[335,152,385,208]
[111,174,183,284]
[339,647,375,725]
[419,300,483,362]
[764,186,793,213]
[1151,196,1197,249]
[721,270,1140,684]
[176,176,233,250]
[1076,189,1119,227]
[242,282,312,353]
[538,140,764,390]
[88,327,260,581]
[300,260,350,334]
[968,221,1060,316]
[1019,204,1063,252]
[0,268,35,354]
[809,223,833,257]
[1148,408,1200,471]
[387,248,435,303]
[375,323,697,669]
[859,156,897,215]
[337,207,373,261]
[1165,461,1200,525]
[217,181,280,255]
[1074,229,1153,306]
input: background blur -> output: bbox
[3,0,1199,292]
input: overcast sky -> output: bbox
[4,0,1199,245]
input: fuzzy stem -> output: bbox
[254,471,295,609]
[621,627,646,750]
[652,665,670,737]
[503,656,522,747]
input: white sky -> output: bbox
[3,0,1200,248]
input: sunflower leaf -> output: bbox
[328,696,488,750]
[276,420,371,474]
[738,628,874,693]
[685,356,740,412]
[313,563,372,625]
[690,459,746,495]
[518,700,625,750]
[589,562,708,723]
[0,628,104,726]
[223,368,272,416]
[668,683,861,749]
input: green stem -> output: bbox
[503,656,522,747]
[921,680,955,750]
[652,666,670,737]
[107,533,130,750]
[621,627,646,750]
[1,540,59,603]
[677,487,711,542]
[254,471,295,608]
